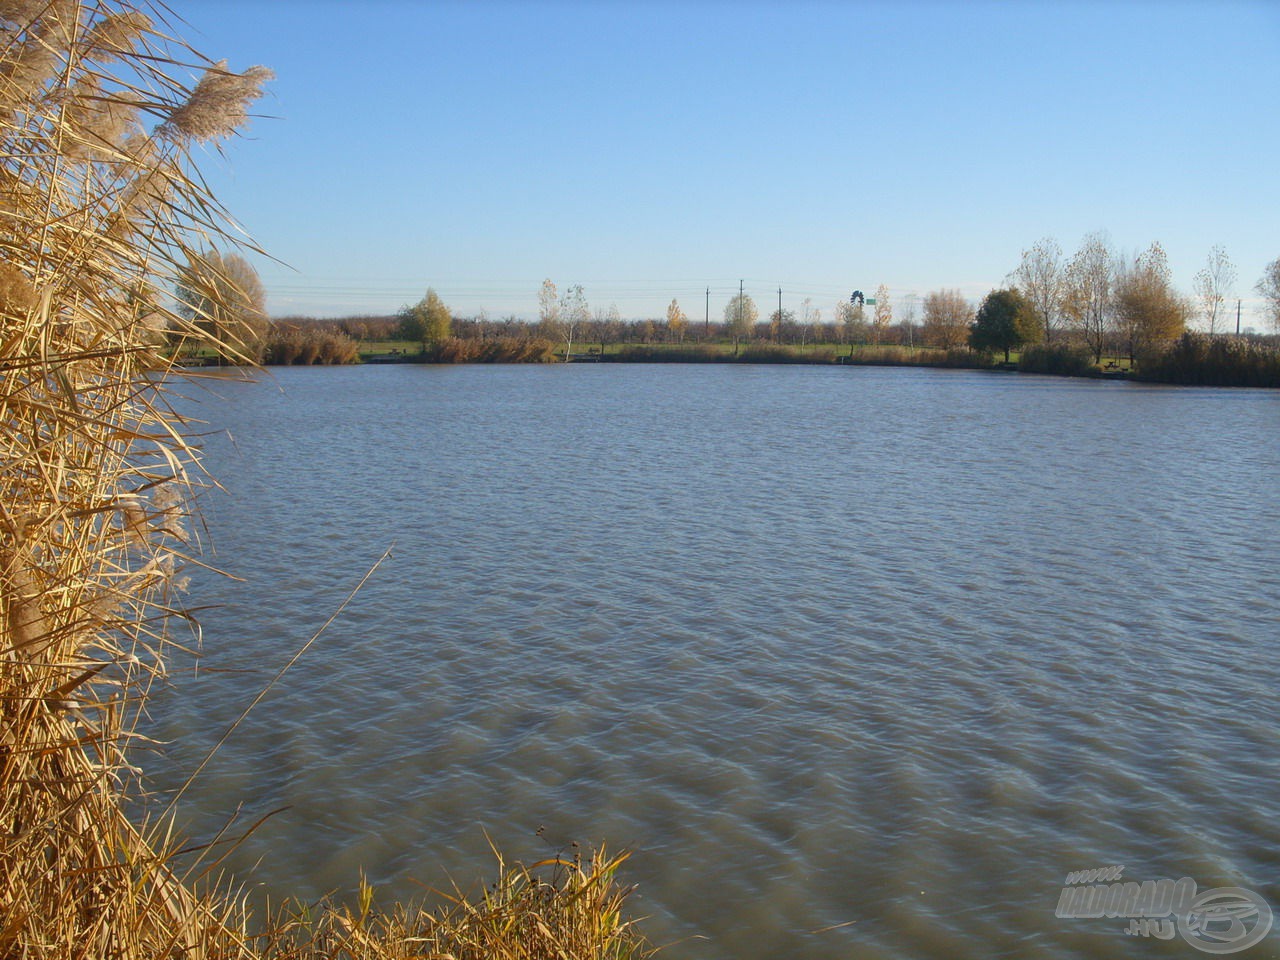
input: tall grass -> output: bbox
[0,4,649,959]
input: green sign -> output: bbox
[865,298,877,305]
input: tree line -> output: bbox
[171,239,1280,378]
[383,240,1279,366]
[995,234,1279,365]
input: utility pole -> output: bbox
[1236,298,1242,336]
[705,286,709,337]
[777,286,782,343]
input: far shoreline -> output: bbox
[180,341,1280,389]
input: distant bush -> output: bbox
[1135,333,1280,388]
[1018,343,1097,377]
[263,325,361,365]
[427,336,558,363]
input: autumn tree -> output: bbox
[175,249,267,361]
[921,289,971,349]
[1114,242,1188,364]
[1011,237,1065,343]
[1063,232,1115,364]
[536,278,559,340]
[723,292,757,354]
[667,298,688,343]
[424,289,451,342]
[866,284,891,345]
[396,288,451,349]
[1194,245,1236,335]
[768,307,795,342]
[969,288,1039,362]
[1256,257,1280,333]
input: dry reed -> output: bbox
[1,4,650,959]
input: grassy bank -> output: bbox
[0,5,650,960]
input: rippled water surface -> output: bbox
[148,364,1280,959]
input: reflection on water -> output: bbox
[147,364,1280,960]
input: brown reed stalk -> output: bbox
[1,2,269,956]
[2,6,651,960]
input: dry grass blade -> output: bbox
[256,845,654,960]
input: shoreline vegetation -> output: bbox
[2,4,652,960]
[183,322,1280,388]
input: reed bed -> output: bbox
[737,344,837,364]
[426,335,559,363]
[0,4,651,958]
[262,323,361,365]
[1135,332,1280,388]
[845,345,993,369]
[606,344,726,363]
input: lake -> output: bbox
[146,363,1280,959]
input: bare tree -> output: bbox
[559,283,589,361]
[1193,245,1236,335]
[836,299,865,345]
[1256,257,1280,333]
[899,293,919,348]
[593,303,624,354]
[1063,232,1115,364]
[921,289,971,348]
[1011,237,1065,343]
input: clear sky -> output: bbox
[165,0,1279,328]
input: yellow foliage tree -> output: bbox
[667,298,687,342]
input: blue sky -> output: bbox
[166,0,1279,327]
